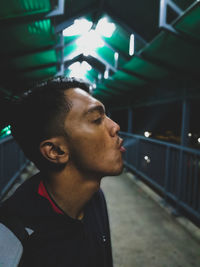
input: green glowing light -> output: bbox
[0,125,11,138]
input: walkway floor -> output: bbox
[101,171,200,267]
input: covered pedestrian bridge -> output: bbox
[0,1,200,266]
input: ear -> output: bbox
[39,137,69,165]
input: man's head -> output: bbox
[9,76,124,176]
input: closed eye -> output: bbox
[93,117,103,124]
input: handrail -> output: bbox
[120,131,200,226]
[0,135,13,145]
[121,132,200,155]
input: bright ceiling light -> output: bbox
[114,52,119,61]
[96,17,116,37]
[98,73,102,79]
[63,16,115,60]
[76,30,104,56]
[63,18,92,36]
[68,62,80,71]
[68,61,92,80]
[129,34,135,56]
[104,69,109,79]
[82,61,92,71]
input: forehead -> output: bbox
[65,88,104,116]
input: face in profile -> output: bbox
[63,88,124,178]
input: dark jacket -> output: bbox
[0,173,113,267]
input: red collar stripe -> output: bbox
[38,180,64,215]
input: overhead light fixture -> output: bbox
[114,52,119,68]
[114,52,119,61]
[104,69,109,79]
[63,16,115,61]
[68,61,92,80]
[96,17,116,37]
[76,30,105,56]
[129,34,135,56]
[63,18,92,36]
[98,73,102,80]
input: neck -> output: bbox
[44,164,101,220]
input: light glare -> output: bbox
[104,69,109,79]
[68,61,92,80]
[96,17,116,37]
[63,16,115,59]
[114,52,119,61]
[63,19,92,36]
[144,155,151,163]
[129,34,135,56]
[76,30,105,56]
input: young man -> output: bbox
[0,77,125,267]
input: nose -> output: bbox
[106,116,120,137]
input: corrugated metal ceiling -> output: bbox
[0,0,199,109]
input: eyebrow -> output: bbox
[85,105,105,115]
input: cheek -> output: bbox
[81,136,107,158]
[70,133,108,165]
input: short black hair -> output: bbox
[8,76,90,170]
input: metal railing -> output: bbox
[0,136,29,200]
[120,132,200,226]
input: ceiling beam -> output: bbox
[64,54,105,74]
[104,7,147,44]
[118,67,156,83]
[104,79,133,92]
[46,0,65,18]
[0,63,58,76]
[92,52,117,72]
[91,0,106,28]
[0,44,56,60]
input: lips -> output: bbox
[119,138,126,153]
[120,146,126,152]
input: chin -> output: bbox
[104,163,124,177]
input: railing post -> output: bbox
[193,158,198,211]
[135,136,139,170]
[128,108,133,133]
[175,149,183,215]
[173,99,190,214]
[181,99,190,147]
[164,146,170,203]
